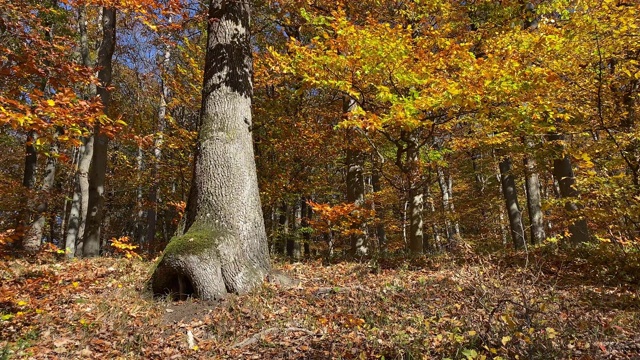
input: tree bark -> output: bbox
[301,198,311,257]
[287,198,302,261]
[146,36,171,251]
[83,7,116,257]
[498,157,526,249]
[524,154,545,244]
[407,140,423,254]
[371,168,386,252]
[436,166,454,242]
[553,154,591,244]
[277,201,288,254]
[17,131,38,248]
[23,128,60,251]
[66,4,95,257]
[344,97,367,256]
[151,0,270,300]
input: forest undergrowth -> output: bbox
[1,245,639,359]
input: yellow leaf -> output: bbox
[501,336,511,346]
[72,281,79,288]
[46,99,55,106]
[546,327,557,339]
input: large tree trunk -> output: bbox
[83,7,116,257]
[499,156,526,249]
[524,154,545,244]
[151,0,270,300]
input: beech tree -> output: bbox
[151,0,271,300]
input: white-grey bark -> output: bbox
[407,139,423,254]
[524,154,545,244]
[66,4,96,257]
[151,0,270,300]
[146,34,171,251]
[437,166,454,242]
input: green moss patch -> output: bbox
[163,226,227,257]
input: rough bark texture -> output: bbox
[524,155,545,244]
[499,157,526,249]
[151,0,270,300]
[83,7,115,257]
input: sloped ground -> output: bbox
[1,248,639,359]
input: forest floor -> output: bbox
[1,245,640,359]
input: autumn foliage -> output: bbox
[1,0,639,358]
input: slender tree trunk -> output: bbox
[135,145,146,245]
[287,198,302,261]
[66,4,95,257]
[524,154,545,244]
[371,168,386,252]
[436,166,454,242]
[408,186,424,254]
[446,172,460,237]
[147,37,171,251]
[553,154,591,244]
[83,7,116,257]
[499,157,526,249]
[17,131,38,246]
[151,0,270,300]
[344,97,367,256]
[23,129,61,251]
[301,198,311,257]
[407,141,423,254]
[278,201,288,254]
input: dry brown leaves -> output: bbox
[1,250,639,359]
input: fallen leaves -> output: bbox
[1,251,639,359]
